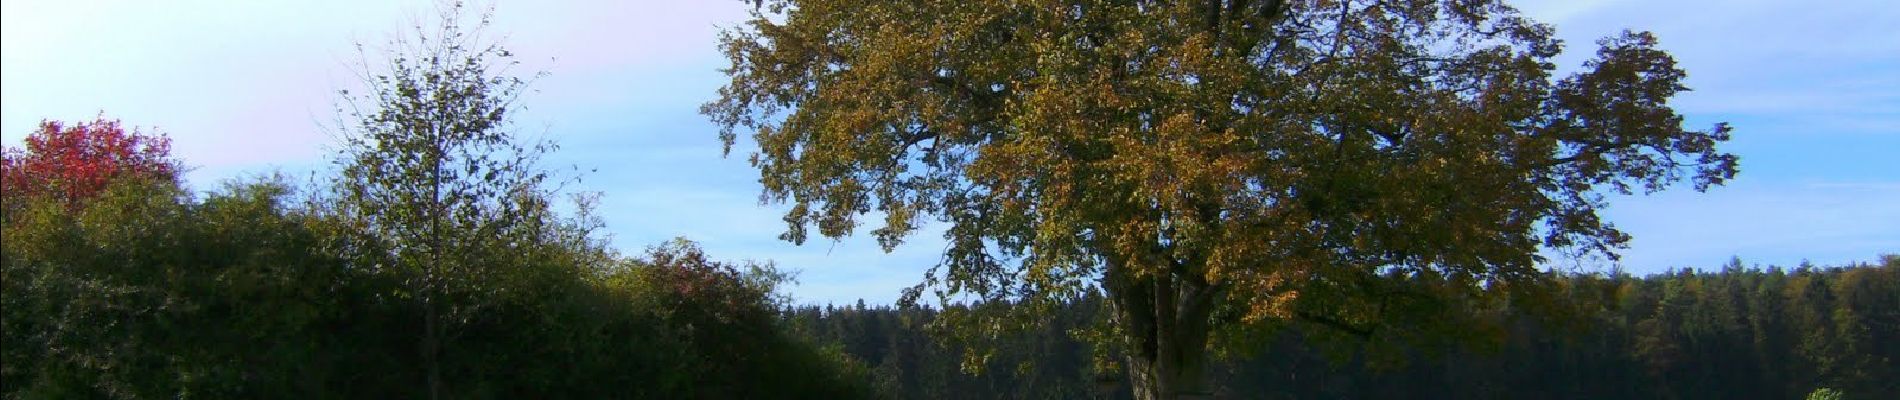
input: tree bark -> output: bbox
[423,302,443,400]
[425,138,446,400]
[1107,259,1218,400]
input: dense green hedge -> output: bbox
[1,177,872,399]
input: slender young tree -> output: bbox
[704,1,1738,398]
[330,2,550,398]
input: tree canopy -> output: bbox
[328,4,553,397]
[0,117,179,210]
[705,0,1737,397]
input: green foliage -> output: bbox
[325,2,577,397]
[1,175,348,398]
[1807,387,1844,400]
[605,239,875,398]
[0,174,873,399]
[787,298,1110,399]
[706,0,1737,397]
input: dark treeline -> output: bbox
[790,258,1899,399]
[0,176,875,398]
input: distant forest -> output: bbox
[789,259,1899,399]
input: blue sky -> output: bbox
[3,0,1895,305]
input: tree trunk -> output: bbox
[1108,260,1219,400]
[424,297,444,400]
[425,134,446,400]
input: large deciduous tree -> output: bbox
[704,0,1737,398]
[330,2,551,398]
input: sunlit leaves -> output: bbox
[327,3,560,396]
[0,117,179,212]
[712,1,1737,397]
[711,0,1735,327]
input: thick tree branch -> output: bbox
[1295,310,1375,338]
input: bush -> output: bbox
[1,176,873,398]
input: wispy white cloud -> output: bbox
[1511,0,1900,273]
[1522,0,1900,107]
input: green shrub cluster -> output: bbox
[0,176,872,399]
